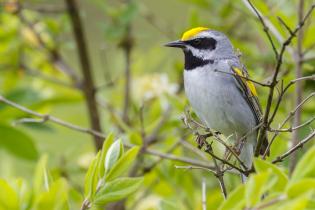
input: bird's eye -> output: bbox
[193,39,201,45]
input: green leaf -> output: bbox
[93,177,143,206]
[159,200,179,210]
[98,133,114,178]
[0,124,38,160]
[254,158,288,191]
[245,171,276,207]
[291,146,315,183]
[106,146,140,181]
[35,178,69,210]
[33,155,49,196]
[104,139,124,174]
[286,179,315,198]
[275,192,312,210]
[84,152,100,199]
[219,185,245,210]
[0,179,19,210]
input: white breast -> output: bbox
[183,63,256,138]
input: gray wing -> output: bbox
[227,60,268,155]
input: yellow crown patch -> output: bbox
[181,27,209,41]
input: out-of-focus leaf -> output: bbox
[254,158,288,191]
[106,146,140,181]
[291,146,315,183]
[159,200,178,210]
[275,192,312,210]
[33,155,49,196]
[84,152,100,199]
[245,171,275,207]
[35,178,69,210]
[0,179,19,210]
[104,139,124,174]
[93,177,143,206]
[98,133,114,178]
[219,185,245,210]
[286,179,315,198]
[0,124,38,160]
[128,132,143,146]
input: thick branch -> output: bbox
[65,0,103,150]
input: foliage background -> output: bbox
[0,0,314,209]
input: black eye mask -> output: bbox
[186,37,217,50]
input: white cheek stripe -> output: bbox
[186,45,216,60]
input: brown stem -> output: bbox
[122,25,133,124]
[205,144,227,198]
[290,0,305,174]
[254,3,315,156]
[65,0,103,150]
[0,94,216,171]
[272,130,315,164]
[263,92,315,158]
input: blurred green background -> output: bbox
[0,0,314,209]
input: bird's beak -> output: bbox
[164,40,186,48]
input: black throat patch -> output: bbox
[184,50,214,70]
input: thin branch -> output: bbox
[143,148,215,170]
[255,3,315,156]
[22,64,76,89]
[290,0,305,173]
[243,0,279,58]
[269,116,315,133]
[0,95,106,138]
[205,143,227,198]
[268,75,315,125]
[17,8,79,82]
[183,110,248,169]
[264,92,315,158]
[175,165,216,174]
[213,69,270,87]
[277,16,294,36]
[65,0,103,150]
[0,94,216,170]
[272,130,315,164]
[180,139,209,161]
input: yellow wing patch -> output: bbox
[181,27,209,41]
[233,67,258,97]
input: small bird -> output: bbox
[165,27,268,170]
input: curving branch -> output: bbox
[0,94,215,171]
[272,130,315,164]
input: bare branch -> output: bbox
[290,0,306,173]
[269,116,315,133]
[65,0,103,149]
[264,92,315,158]
[243,0,279,58]
[0,94,215,169]
[255,4,315,156]
[277,16,294,36]
[175,165,216,174]
[272,130,315,164]
[213,69,270,87]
